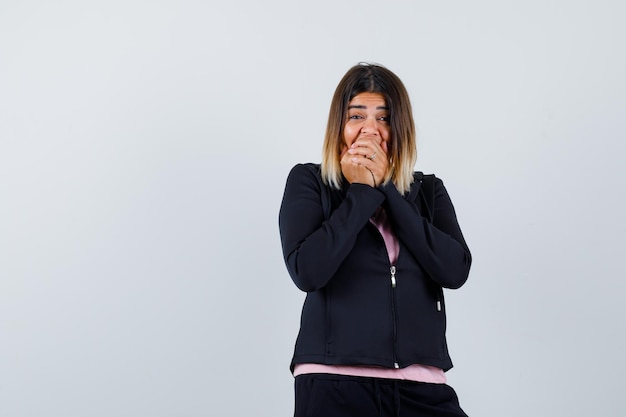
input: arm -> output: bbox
[278,164,385,292]
[381,178,471,289]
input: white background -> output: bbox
[1,1,625,416]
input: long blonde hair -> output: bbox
[321,63,417,194]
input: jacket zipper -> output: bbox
[436,287,443,312]
[390,265,399,368]
[369,222,400,369]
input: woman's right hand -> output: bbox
[340,146,370,186]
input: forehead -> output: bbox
[348,92,387,107]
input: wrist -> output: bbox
[368,169,377,188]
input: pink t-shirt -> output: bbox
[295,207,446,384]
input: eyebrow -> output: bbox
[348,105,389,110]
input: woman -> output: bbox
[279,63,472,417]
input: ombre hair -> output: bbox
[321,63,417,194]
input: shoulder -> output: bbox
[286,163,322,182]
[284,163,324,190]
[413,171,443,187]
[411,172,448,203]
[288,163,321,176]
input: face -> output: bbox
[343,92,391,149]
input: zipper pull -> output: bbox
[390,266,396,288]
[436,301,442,311]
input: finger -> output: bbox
[351,147,388,180]
[351,137,380,150]
[350,156,379,170]
[349,142,379,158]
[353,138,387,159]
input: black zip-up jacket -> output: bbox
[279,163,471,372]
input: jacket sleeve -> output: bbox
[279,164,386,292]
[381,177,471,289]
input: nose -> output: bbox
[361,117,378,136]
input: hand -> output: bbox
[340,137,389,187]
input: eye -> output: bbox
[349,114,363,120]
[378,116,390,122]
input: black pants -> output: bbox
[294,374,469,417]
